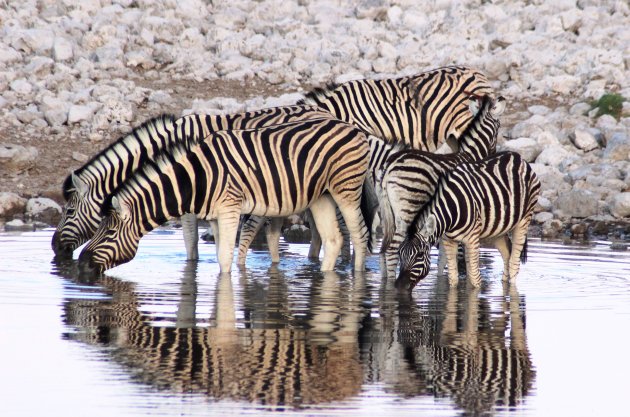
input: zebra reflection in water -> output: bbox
[54,259,534,412]
[58,262,369,407]
[361,277,535,415]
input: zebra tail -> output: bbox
[520,236,528,264]
[360,179,379,253]
[378,184,395,255]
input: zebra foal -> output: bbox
[377,95,505,276]
[396,151,541,291]
[78,118,370,274]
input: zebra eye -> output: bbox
[66,208,76,216]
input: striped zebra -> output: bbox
[237,65,495,262]
[78,117,370,274]
[51,105,331,259]
[377,95,505,277]
[397,151,541,291]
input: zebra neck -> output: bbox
[457,132,491,161]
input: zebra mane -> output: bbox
[100,140,191,218]
[297,82,340,106]
[63,114,178,199]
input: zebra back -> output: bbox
[299,65,494,151]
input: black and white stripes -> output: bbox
[396,151,541,291]
[78,118,370,274]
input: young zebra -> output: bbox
[396,151,541,291]
[51,105,331,259]
[78,117,370,274]
[377,95,506,277]
[237,65,495,262]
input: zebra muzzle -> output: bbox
[51,231,75,259]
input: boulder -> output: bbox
[603,133,630,162]
[0,192,27,219]
[501,137,541,162]
[609,193,630,218]
[553,189,600,218]
[25,197,62,225]
[0,144,38,172]
[569,129,599,151]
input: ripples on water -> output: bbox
[0,229,629,417]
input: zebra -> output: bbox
[51,105,332,259]
[377,95,506,277]
[78,117,370,274]
[236,65,495,263]
[396,151,541,291]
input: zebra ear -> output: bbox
[422,214,437,236]
[468,96,481,117]
[111,196,131,219]
[72,173,89,197]
[491,96,506,117]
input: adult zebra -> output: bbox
[51,105,332,259]
[397,151,541,291]
[237,65,495,263]
[78,117,370,274]
[377,95,506,277]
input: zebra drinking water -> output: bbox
[51,105,331,259]
[376,95,506,277]
[396,151,541,291]
[78,117,370,274]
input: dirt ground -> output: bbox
[0,75,547,206]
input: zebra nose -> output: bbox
[78,251,102,275]
[51,232,74,258]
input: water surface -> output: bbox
[1,229,629,417]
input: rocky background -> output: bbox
[0,0,629,241]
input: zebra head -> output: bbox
[396,214,438,291]
[52,172,101,258]
[78,195,142,274]
[396,233,432,292]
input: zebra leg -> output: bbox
[309,195,343,271]
[215,211,241,273]
[333,197,368,272]
[384,219,407,278]
[443,238,460,286]
[264,217,284,263]
[337,208,352,261]
[237,215,265,265]
[210,220,219,246]
[437,239,447,276]
[507,218,532,281]
[181,213,199,260]
[463,236,482,288]
[493,234,511,281]
[305,209,322,259]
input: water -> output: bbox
[1,229,629,417]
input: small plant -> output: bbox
[591,93,625,120]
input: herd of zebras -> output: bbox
[51,65,541,291]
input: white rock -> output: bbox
[40,96,70,127]
[10,79,32,95]
[53,37,73,61]
[534,212,554,224]
[11,29,55,54]
[0,144,38,172]
[535,145,574,167]
[569,129,599,151]
[554,189,600,218]
[609,193,630,218]
[569,102,592,116]
[0,192,27,218]
[67,104,95,124]
[0,45,22,63]
[603,133,630,162]
[26,198,62,224]
[501,137,541,162]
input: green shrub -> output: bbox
[591,93,625,120]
